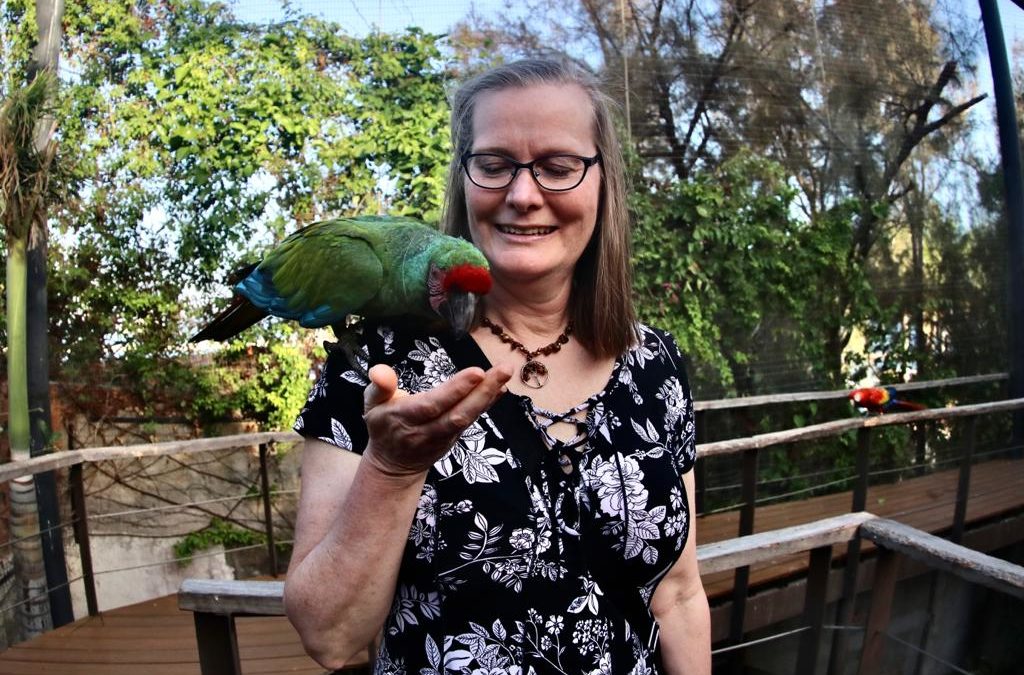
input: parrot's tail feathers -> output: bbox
[190,296,267,342]
[892,400,927,412]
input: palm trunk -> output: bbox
[5,234,51,639]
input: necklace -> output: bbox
[481,317,573,389]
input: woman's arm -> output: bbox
[651,470,711,675]
[284,363,512,669]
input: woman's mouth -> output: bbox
[496,224,557,236]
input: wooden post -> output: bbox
[193,611,242,675]
[728,447,759,672]
[857,548,901,675]
[68,463,98,617]
[258,443,279,577]
[796,545,833,675]
[951,417,977,544]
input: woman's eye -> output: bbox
[538,158,580,177]
[479,161,511,175]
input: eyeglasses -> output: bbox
[461,152,602,192]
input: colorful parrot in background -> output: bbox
[848,386,927,414]
[191,216,492,354]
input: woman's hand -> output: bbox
[361,363,513,479]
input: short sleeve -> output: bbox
[660,330,697,475]
[293,328,380,454]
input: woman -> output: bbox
[284,59,711,674]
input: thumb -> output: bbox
[364,364,400,412]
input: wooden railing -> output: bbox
[693,372,1008,411]
[696,397,1024,655]
[178,512,1024,675]
[0,430,301,618]
[0,375,1015,659]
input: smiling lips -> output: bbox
[496,224,557,236]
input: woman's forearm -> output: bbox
[657,587,711,675]
[285,454,425,669]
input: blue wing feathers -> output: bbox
[235,268,342,328]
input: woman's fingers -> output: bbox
[364,364,400,412]
[363,363,513,463]
[438,363,514,433]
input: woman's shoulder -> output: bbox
[632,322,683,358]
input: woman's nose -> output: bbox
[504,169,544,211]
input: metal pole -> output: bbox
[951,417,977,544]
[25,0,73,630]
[979,0,1024,456]
[796,545,833,675]
[69,463,98,617]
[258,443,279,577]
[193,612,242,675]
[728,447,759,674]
[857,548,901,675]
[828,428,872,674]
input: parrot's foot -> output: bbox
[323,338,370,382]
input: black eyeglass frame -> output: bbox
[460,152,603,192]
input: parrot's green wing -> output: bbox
[236,220,385,328]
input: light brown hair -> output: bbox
[441,58,637,358]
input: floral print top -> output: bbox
[294,321,697,675]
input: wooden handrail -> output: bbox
[696,511,876,575]
[0,430,302,483]
[178,512,1024,675]
[697,397,1024,458]
[179,578,285,615]
[177,512,877,617]
[0,397,1019,483]
[860,517,1024,600]
[694,372,1007,411]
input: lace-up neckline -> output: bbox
[522,399,592,474]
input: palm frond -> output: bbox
[0,71,60,239]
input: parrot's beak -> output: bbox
[439,290,478,337]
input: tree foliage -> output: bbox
[0,0,1012,411]
[454,0,1000,393]
[2,0,453,428]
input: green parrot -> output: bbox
[190,216,492,350]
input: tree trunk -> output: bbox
[5,235,52,639]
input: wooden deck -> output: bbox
[0,458,1020,674]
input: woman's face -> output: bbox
[464,83,601,289]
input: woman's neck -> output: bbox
[481,282,572,340]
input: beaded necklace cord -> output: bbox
[481,317,573,389]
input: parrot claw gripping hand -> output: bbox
[848,386,927,414]
[191,216,492,374]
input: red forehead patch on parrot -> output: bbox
[444,264,492,294]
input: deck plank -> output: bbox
[0,457,1019,673]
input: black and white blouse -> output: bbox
[294,321,697,675]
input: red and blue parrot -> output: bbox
[848,387,927,414]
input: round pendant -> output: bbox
[520,360,548,389]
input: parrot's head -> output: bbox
[427,244,492,336]
[849,387,888,407]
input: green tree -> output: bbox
[632,152,869,394]
[454,0,988,389]
[2,0,454,421]
[0,71,56,639]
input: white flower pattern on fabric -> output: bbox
[437,421,509,484]
[293,323,697,674]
